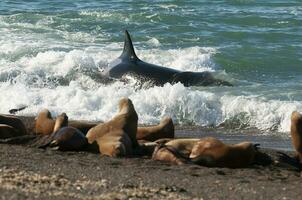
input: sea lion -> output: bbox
[52,113,68,133]
[189,137,257,168]
[35,109,97,135]
[0,124,20,139]
[40,113,88,151]
[152,143,192,165]
[137,116,174,141]
[86,98,138,157]
[35,109,55,135]
[0,115,27,137]
[152,137,258,168]
[290,111,302,163]
[152,138,199,165]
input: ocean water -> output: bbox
[0,0,301,136]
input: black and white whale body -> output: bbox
[103,30,232,87]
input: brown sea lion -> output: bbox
[35,109,55,135]
[40,113,88,151]
[52,113,68,133]
[290,111,302,163]
[0,124,20,139]
[189,137,257,168]
[152,143,191,165]
[137,117,174,141]
[35,109,97,135]
[0,115,27,137]
[152,137,258,168]
[86,98,138,157]
[152,138,199,165]
[98,130,133,157]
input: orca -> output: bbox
[103,30,232,87]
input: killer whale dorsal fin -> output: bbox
[120,30,139,60]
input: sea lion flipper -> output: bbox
[49,140,58,147]
[50,146,60,151]
[0,135,37,145]
[277,151,301,170]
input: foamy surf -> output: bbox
[0,76,301,134]
[0,38,300,134]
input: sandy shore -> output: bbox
[0,144,301,200]
[0,116,301,199]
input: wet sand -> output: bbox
[0,116,301,199]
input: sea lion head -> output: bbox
[36,109,52,120]
[118,97,135,115]
[117,97,138,147]
[57,113,68,126]
[35,109,55,135]
[53,113,68,133]
[152,144,187,165]
[112,143,127,157]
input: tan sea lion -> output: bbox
[152,138,200,165]
[152,143,191,165]
[52,113,68,133]
[40,113,88,151]
[290,111,302,163]
[35,109,55,135]
[98,130,133,157]
[35,109,97,135]
[137,116,174,141]
[86,98,138,157]
[189,137,257,168]
[0,115,27,137]
[152,137,258,168]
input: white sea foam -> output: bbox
[0,80,301,134]
[146,37,161,47]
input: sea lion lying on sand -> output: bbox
[86,98,138,157]
[35,109,98,135]
[152,137,260,168]
[40,113,88,151]
[0,115,27,138]
[137,116,174,141]
[0,124,22,139]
